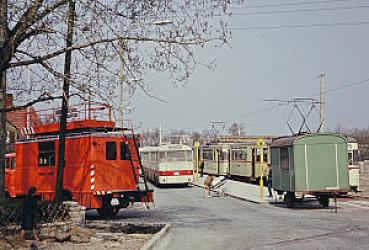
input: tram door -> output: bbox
[251,148,256,179]
[227,148,231,177]
[216,149,220,175]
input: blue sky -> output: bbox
[130,0,369,136]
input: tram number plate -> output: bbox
[174,171,180,176]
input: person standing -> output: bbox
[20,187,40,241]
[204,174,214,198]
[199,161,205,177]
[267,169,273,197]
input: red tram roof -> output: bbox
[32,119,115,134]
[17,102,132,137]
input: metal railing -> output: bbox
[29,102,114,127]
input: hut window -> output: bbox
[106,142,117,160]
[280,147,289,170]
[38,141,56,167]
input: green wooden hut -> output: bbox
[271,133,349,207]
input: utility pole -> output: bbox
[159,123,162,145]
[319,73,325,133]
[117,39,126,128]
[211,121,225,141]
[55,0,75,203]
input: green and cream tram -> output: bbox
[200,142,270,180]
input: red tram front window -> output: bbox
[120,142,131,160]
[38,141,55,166]
[10,158,16,170]
[5,158,10,169]
[106,141,117,160]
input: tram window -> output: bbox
[256,148,268,162]
[120,142,131,160]
[256,148,261,161]
[231,150,235,160]
[38,141,55,167]
[159,152,166,162]
[348,152,353,165]
[150,152,157,162]
[11,158,16,170]
[263,148,268,161]
[353,150,359,165]
[142,152,148,162]
[141,152,147,162]
[218,150,227,160]
[5,158,10,169]
[239,150,247,161]
[202,149,213,160]
[185,150,193,161]
[280,147,289,170]
[106,142,117,160]
[167,151,186,161]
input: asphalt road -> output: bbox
[87,184,369,250]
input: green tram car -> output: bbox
[200,142,270,181]
[271,133,350,208]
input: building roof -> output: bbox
[6,107,40,129]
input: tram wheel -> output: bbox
[319,196,330,207]
[97,199,119,218]
[120,199,130,209]
[97,205,119,217]
[154,175,159,187]
[62,189,73,201]
[284,192,295,208]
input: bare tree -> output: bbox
[0,0,243,204]
[228,122,246,136]
[141,128,160,147]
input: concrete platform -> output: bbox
[192,175,276,204]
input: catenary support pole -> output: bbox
[319,73,325,132]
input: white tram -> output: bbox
[347,137,360,192]
[140,144,193,186]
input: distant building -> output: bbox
[5,94,40,143]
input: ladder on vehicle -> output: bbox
[125,128,151,207]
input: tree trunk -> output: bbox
[0,1,8,206]
[55,0,75,203]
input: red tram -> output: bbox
[5,103,153,216]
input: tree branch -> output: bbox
[9,35,210,68]
[16,25,56,46]
[1,94,62,113]
[11,0,67,46]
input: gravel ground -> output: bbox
[0,222,163,250]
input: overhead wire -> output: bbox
[228,77,369,123]
[309,78,369,98]
[231,0,368,9]
[232,5,369,16]
[231,21,369,30]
